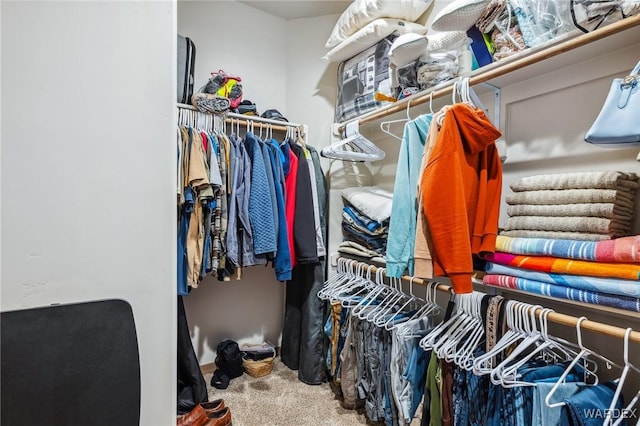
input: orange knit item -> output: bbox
[420,104,503,293]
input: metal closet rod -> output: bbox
[337,13,640,133]
[177,103,301,133]
[345,259,640,345]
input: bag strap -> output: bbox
[631,61,640,76]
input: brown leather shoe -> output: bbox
[176,399,225,426]
[202,407,232,426]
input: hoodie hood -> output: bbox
[449,103,501,154]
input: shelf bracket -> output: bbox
[478,82,501,128]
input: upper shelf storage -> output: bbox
[337,14,640,129]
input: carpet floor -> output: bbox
[203,358,368,426]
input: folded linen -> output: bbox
[338,241,386,264]
[486,251,640,280]
[505,188,635,207]
[485,262,640,298]
[342,186,393,223]
[506,203,634,219]
[503,216,631,237]
[482,274,640,312]
[495,235,640,263]
[500,230,613,241]
[509,171,639,192]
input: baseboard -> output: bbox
[199,346,281,375]
[200,362,216,375]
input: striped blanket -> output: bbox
[486,252,640,280]
[485,263,640,298]
[495,235,640,263]
[483,274,640,312]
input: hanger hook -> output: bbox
[576,316,587,350]
[429,91,435,114]
[624,328,632,365]
[406,98,413,120]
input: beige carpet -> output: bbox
[203,359,367,426]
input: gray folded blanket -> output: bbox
[191,93,231,114]
[504,216,631,237]
[505,188,636,207]
[510,171,639,192]
[500,230,612,241]
[506,203,635,219]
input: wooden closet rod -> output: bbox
[338,13,640,132]
[344,259,640,345]
[177,103,301,133]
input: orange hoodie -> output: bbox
[420,103,502,294]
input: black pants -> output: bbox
[177,296,208,414]
[281,261,326,385]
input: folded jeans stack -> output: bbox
[340,186,393,257]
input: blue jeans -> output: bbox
[560,381,625,426]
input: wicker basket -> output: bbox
[242,356,275,378]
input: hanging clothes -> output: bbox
[420,103,503,294]
[386,113,433,278]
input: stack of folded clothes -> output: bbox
[340,186,393,258]
[502,171,639,241]
[483,234,640,312]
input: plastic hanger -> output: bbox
[546,317,622,409]
[379,119,405,142]
[500,308,584,388]
[607,328,640,426]
[473,301,534,376]
[352,268,388,319]
[321,120,385,162]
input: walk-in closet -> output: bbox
[2,1,640,425]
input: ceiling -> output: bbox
[238,1,350,20]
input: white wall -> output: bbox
[178,0,289,366]
[178,0,288,115]
[1,2,176,425]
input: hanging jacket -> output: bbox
[386,114,433,278]
[290,143,319,264]
[304,147,326,258]
[283,142,299,268]
[266,143,292,281]
[260,140,279,243]
[307,146,328,245]
[414,120,445,279]
[420,103,502,294]
[227,135,266,269]
[244,132,277,256]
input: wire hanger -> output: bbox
[321,120,385,162]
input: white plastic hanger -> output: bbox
[546,317,622,409]
[473,301,533,376]
[607,328,640,426]
[321,120,386,162]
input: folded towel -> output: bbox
[486,251,640,280]
[483,274,640,312]
[501,230,613,241]
[506,203,635,219]
[504,216,632,237]
[509,171,639,192]
[505,189,636,206]
[485,262,640,298]
[342,186,393,223]
[495,235,640,263]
